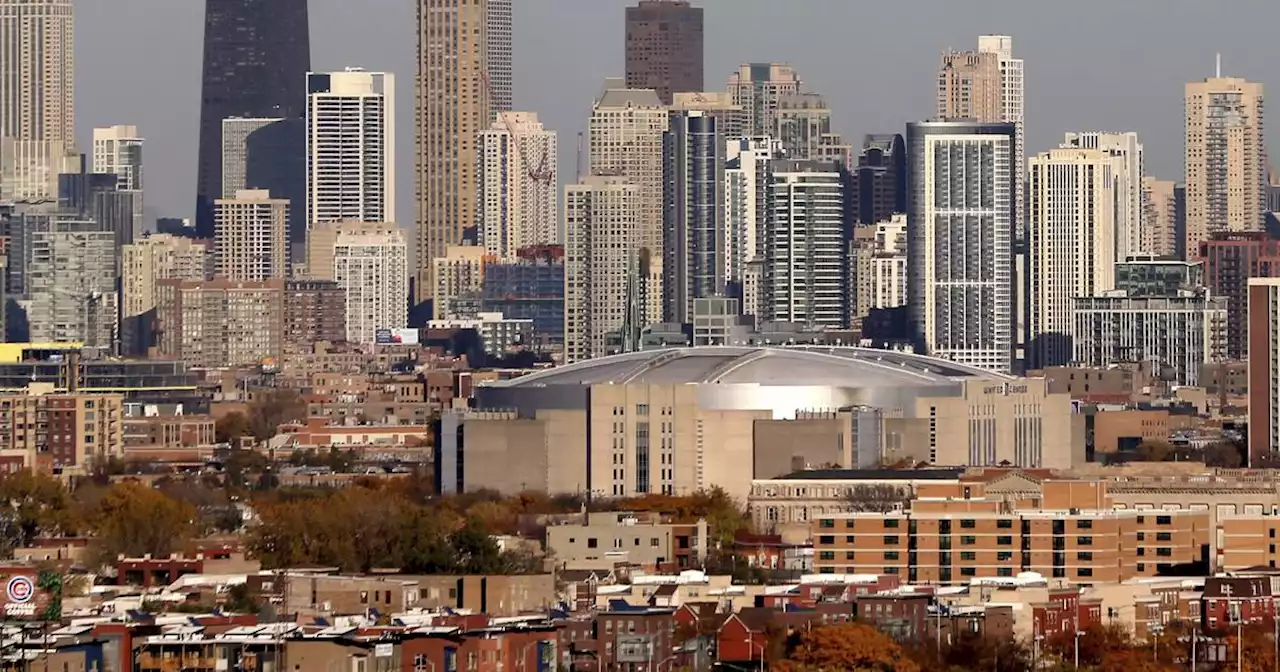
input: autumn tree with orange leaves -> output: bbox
[774,622,920,672]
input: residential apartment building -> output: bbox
[811,478,1209,584]
[624,0,703,105]
[1185,76,1266,257]
[906,121,1017,374]
[431,245,491,321]
[91,125,143,191]
[480,246,565,349]
[564,177,646,363]
[0,386,124,475]
[663,110,725,324]
[850,134,907,227]
[1142,178,1184,259]
[121,235,212,355]
[774,93,852,166]
[214,189,288,281]
[415,0,512,294]
[670,91,747,141]
[220,117,306,244]
[726,63,801,138]
[870,215,907,310]
[1072,291,1227,387]
[1062,132,1143,259]
[306,69,395,228]
[1249,278,1280,464]
[317,222,409,343]
[154,279,284,369]
[1200,232,1280,359]
[283,279,346,351]
[546,511,709,571]
[763,160,850,328]
[0,0,74,199]
[724,137,779,300]
[26,219,117,350]
[1026,146,1122,369]
[478,112,557,258]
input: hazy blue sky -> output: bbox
[75,0,1280,224]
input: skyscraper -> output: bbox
[91,125,144,191]
[851,134,907,226]
[937,36,1025,238]
[221,117,306,244]
[1142,178,1183,259]
[1027,146,1122,368]
[1249,277,1280,464]
[331,223,409,343]
[764,160,851,328]
[28,220,117,350]
[1063,132,1144,260]
[774,93,852,166]
[907,121,1017,374]
[0,0,74,146]
[214,189,288,282]
[478,112,557,258]
[1184,75,1265,257]
[625,0,704,105]
[306,69,396,228]
[663,110,725,323]
[196,0,310,238]
[726,63,802,138]
[724,137,779,299]
[121,235,212,355]
[416,0,513,299]
[565,177,645,363]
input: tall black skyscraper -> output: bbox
[195,0,310,238]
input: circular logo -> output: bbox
[7,576,34,604]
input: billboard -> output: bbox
[2,572,61,621]
[374,328,420,345]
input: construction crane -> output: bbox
[479,72,556,249]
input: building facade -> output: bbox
[220,117,306,244]
[1184,76,1266,257]
[1200,232,1280,360]
[91,125,143,191]
[154,279,284,369]
[724,137,779,301]
[478,112,557,258]
[906,121,1017,374]
[27,220,117,350]
[196,0,310,238]
[214,189,288,282]
[763,160,850,328]
[1026,146,1121,369]
[851,134,907,226]
[332,223,409,343]
[624,0,703,105]
[306,69,395,229]
[1142,178,1184,259]
[121,235,212,355]
[0,388,125,475]
[415,0,512,295]
[564,177,645,363]
[1072,292,1227,387]
[1062,132,1143,260]
[283,279,346,351]
[0,0,74,147]
[663,110,725,324]
[1249,278,1280,465]
[588,84,668,272]
[726,63,801,138]
[480,246,566,350]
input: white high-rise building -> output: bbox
[0,0,74,146]
[1184,75,1266,256]
[121,235,211,355]
[977,36,1024,240]
[763,160,849,328]
[588,83,668,260]
[214,189,288,282]
[1027,146,1123,368]
[907,121,1017,374]
[28,219,116,350]
[330,222,409,343]
[306,68,395,229]
[724,137,779,288]
[1063,132,1144,260]
[478,112,557,258]
[871,214,908,309]
[565,177,644,363]
[92,125,144,190]
[726,63,802,138]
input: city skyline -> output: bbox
[74,0,1280,228]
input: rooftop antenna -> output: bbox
[1216,53,1222,78]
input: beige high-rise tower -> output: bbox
[414,0,513,301]
[0,0,74,145]
[1184,74,1265,258]
[937,36,1025,237]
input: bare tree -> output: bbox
[845,484,910,513]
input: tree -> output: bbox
[0,471,79,553]
[845,484,910,513]
[215,411,252,445]
[247,389,307,441]
[1200,441,1244,468]
[87,482,195,559]
[1136,440,1176,462]
[778,622,919,672]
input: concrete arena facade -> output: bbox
[476,346,1011,419]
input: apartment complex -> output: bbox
[91,124,144,191]
[1071,293,1227,387]
[415,0,512,293]
[726,63,801,138]
[588,84,668,265]
[303,221,409,343]
[1249,278,1280,464]
[26,219,117,350]
[431,245,491,321]
[1142,178,1184,259]
[811,477,1209,584]
[906,121,1017,373]
[1201,232,1280,359]
[546,511,709,571]
[478,112,557,258]
[663,110,726,324]
[1184,76,1266,257]
[0,386,124,475]
[306,69,395,228]
[154,279,284,368]
[121,235,212,355]
[282,279,346,351]
[220,116,305,243]
[1062,132,1143,259]
[0,0,74,146]
[214,189,289,281]
[763,160,850,328]
[564,177,645,363]
[624,0,703,105]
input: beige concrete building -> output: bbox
[1142,177,1182,258]
[545,512,709,571]
[726,63,802,138]
[154,278,284,369]
[415,0,512,295]
[214,189,288,281]
[588,83,667,260]
[0,384,124,475]
[0,0,74,147]
[305,222,408,342]
[478,112,557,257]
[431,244,491,320]
[671,91,747,141]
[441,347,1084,501]
[1185,76,1265,257]
[121,235,212,355]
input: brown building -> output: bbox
[624,0,703,105]
[812,478,1209,584]
[284,279,346,352]
[1091,409,1177,455]
[0,386,125,474]
[1249,278,1280,464]
[123,408,217,465]
[154,278,284,368]
[1201,232,1280,359]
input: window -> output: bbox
[884,566,899,574]
[1137,532,1145,541]
[997,536,1013,546]
[997,519,1013,529]
[845,520,856,529]
[960,519,976,529]
[651,538,659,547]
[819,551,835,561]
[1157,548,1172,557]
[960,536,977,546]
[884,551,899,561]
[997,567,1013,577]
[1077,536,1093,546]
[845,536,855,544]
[819,519,835,529]
[1076,520,1093,530]
[960,567,976,577]
[846,551,855,560]
[1137,563,1145,572]
[1077,551,1093,561]
[819,536,835,545]
[883,535,900,545]
[884,519,900,529]
[1156,516,1172,525]
[587,538,598,549]
[997,551,1013,562]
[1155,532,1172,542]
[960,552,976,561]
[1078,568,1093,578]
